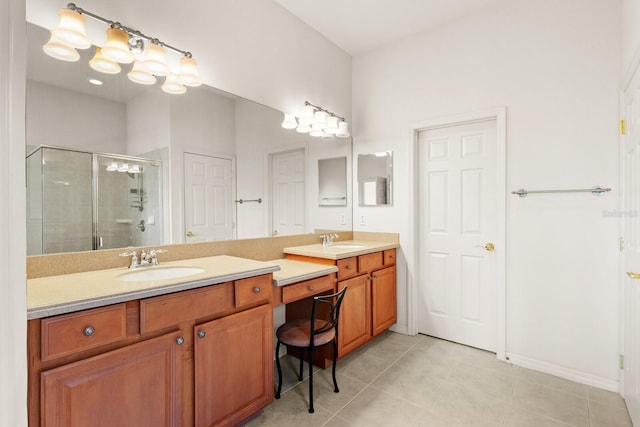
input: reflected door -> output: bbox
[271,150,305,236]
[622,65,640,424]
[418,119,498,352]
[184,153,234,242]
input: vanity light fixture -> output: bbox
[43,3,202,95]
[281,101,350,138]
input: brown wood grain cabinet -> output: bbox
[28,274,274,427]
[285,248,397,363]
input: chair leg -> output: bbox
[298,347,304,381]
[275,341,283,399]
[308,347,314,413]
[331,339,339,393]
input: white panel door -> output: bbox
[184,153,233,242]
[418,120,498,352]
[622,66,640,424]
[271,150,305,236]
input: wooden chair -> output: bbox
[274,286,347,413]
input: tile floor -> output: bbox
[244,331,632,427]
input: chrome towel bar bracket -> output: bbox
[511,186,611,198]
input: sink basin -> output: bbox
[116,266,205,282]
[328,244,366,249]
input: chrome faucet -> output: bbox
[119,249,168,269]
[320,234,339,246]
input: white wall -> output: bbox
[27,80,127,154]
[623,0,640,81]
[1,0,27,424]
[352,0,621,388]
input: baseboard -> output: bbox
[506,352,619,392]
[389,323,409,335]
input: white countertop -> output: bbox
[264,259,338,286]
[283,240,398,260]
[27,255,280,319]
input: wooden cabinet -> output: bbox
[28,274,274,427]
[371,265,397,336]
[194,304,273,427]
[285,248,398,362]
[40,330,183,427]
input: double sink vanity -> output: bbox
[26,234,398,426]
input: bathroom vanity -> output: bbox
[26,238,399,426]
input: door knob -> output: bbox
[484,242,495,252]
[627,272,640,279]
[186,231,194,237]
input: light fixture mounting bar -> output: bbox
[304,101,345,121]
[66,2,192,57]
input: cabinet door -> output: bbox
[194,304,273,427]
[40,331,184,427]
[372,266,397,336]
[338,274,371,356]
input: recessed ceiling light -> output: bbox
[88,78,103,86]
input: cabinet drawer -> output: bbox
[140,283,232,334]
[359,252,383,272]
[337,257,358,280]
[235,274,273,309]
[383,249,396,265]
[41,304,127,362]
[281,275,334,304]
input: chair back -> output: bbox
[309,286,347,346]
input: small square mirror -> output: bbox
[358,151,393,206]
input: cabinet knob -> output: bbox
[308,286,314,291]
[373,274,379,279]
[176,337,184,345]
[346,265,353,270]
[198,330,206,338]
[84,326,95,336]
[253,287,261,293]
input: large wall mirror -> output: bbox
[358,151,393,206]
[25,19,353,255]
[318,157,347,206]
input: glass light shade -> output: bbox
[102,28,134,64]
[178,57,202,87]
[142,44,170,76]
[309,128,324,137]
[89,47,121,74]
[50,8,91,49]
[43,39,80,62]
[106,162,118,171]
[296,124,311,133]
[162,74,187,95]
[281,113,298,129]
[321,131,335,139]
[325,116,339,134]
[128,164,141,173]
[117,163,129,172]
[336,121,350,138]
[298,105,315,126]
[313,111,328,129]
[128,61,157,85]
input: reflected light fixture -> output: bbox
[281,101,350,138]
[43,3,202,95]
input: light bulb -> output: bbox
[162,74,187,95]
[89,47,121,74]
[128,61,157,85]
[178,57,202,87]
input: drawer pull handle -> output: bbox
[388,255,394,259]
[253,287,261,293]
[176,337,184,345]
[346,265,353,270]
[84,326,95,336]
[373,275,379,279]
[308,286,314,291]
[198,330,206,339]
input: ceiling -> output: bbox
[274,0,501,56]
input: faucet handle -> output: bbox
[119,251,137,257]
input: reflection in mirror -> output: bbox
[25,22,353,254]
[358,152,393,206]
[318,157,347,206]
[26,146,163,255]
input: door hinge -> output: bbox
[620,119,626,135]
[620,354,624,370]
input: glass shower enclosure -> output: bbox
[27,146,163,255]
